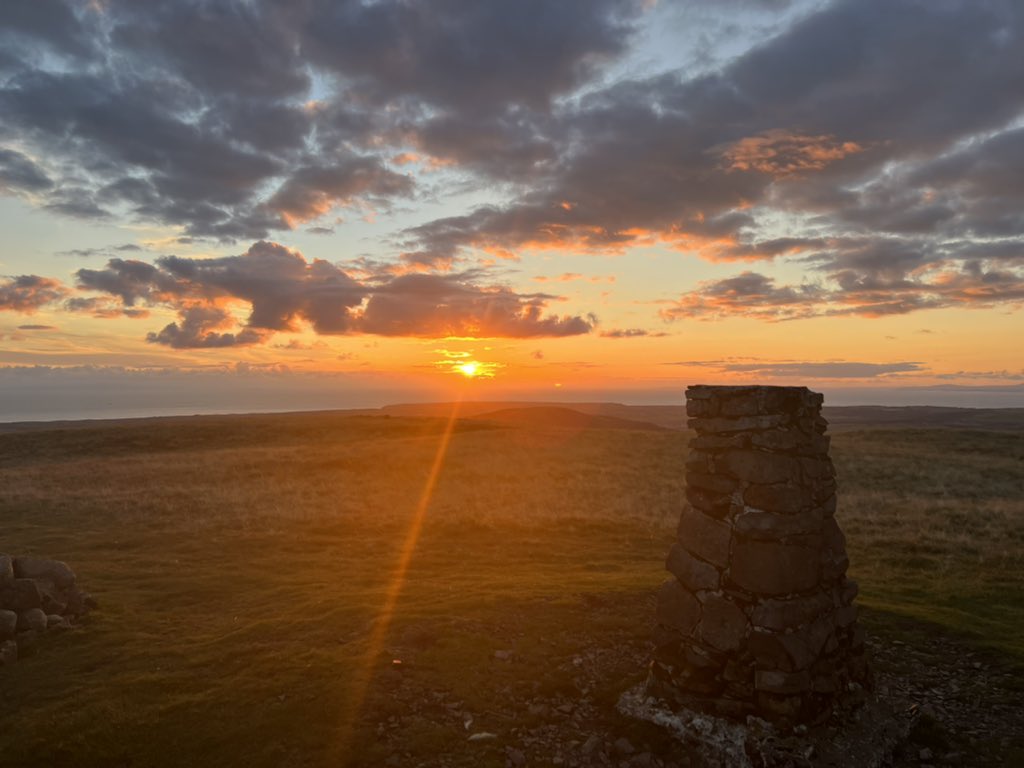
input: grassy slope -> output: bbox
[0,412,1021,766]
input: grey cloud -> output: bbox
[403,0,1024,312]
[75,241,593,346]
[661,271,824,321]
[675,359,926,379]
[298,0,641,113]
[662,258,1024,321]
[266,160,414,228]
[0,275,69,313]
[0,0,646,240]
[359,274,593,338]
[16,324,56,331]
[109,1,310,101]
[0,0,94,61]
[0,148,52,192]
[599,328,669,338]
[146,306,268,349]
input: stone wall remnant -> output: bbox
[0,554,96,666]
[648,385,868,725]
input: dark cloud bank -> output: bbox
[1,0,1023,334]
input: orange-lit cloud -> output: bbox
[718,130,865,177]
[0,275,68,313]
[662,261,1024,322]
[71,241,595,346]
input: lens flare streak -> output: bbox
[330,399,462,763]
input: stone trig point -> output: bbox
[648,385,869,726]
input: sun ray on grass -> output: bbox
[329,395,464,763]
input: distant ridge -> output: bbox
[469,405,668,431]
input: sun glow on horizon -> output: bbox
[456,361,481,378]
[434,348,502,379]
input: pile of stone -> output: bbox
[648,385,869,726]
[0,554,96,665]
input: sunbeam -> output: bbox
[329,396,464,763]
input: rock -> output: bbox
[742,483,813,514]
[19,608,48,633]
[47,614,69,632]
[655,579,700,634]
[690,433,748,452]
[684,486,732,518]
[9,579,42,612]
[581,735,601,755]
[719,449,800,485]
[698,594,748,653]
[749,630,791,670]
[0,554,13,584]
[13,557,76,590]
[720,396,761,417]
[40,584,68,614]
[688,414,789,434]
[734,508,821,540]
[0,639,17,666]
[0,609,17,640]
[666,544,720,592]
[729,539,820,596]
[754,669,811,695]
[677,505,732,568]
[750,593,832,631]
[494,649,512,661]
[468,732,497,742]
[613,737,635,755]
[506,747,527,766]
[688,471,739,495]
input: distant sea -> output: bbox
[2,379,1022,425]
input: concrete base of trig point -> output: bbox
[619,385,909,765]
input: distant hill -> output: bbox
[379,401,688,429]
[469,406,668,431]
[3,401,1022,435]
[822,405,1024,432]
[380,401,1024,432]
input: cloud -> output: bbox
[675,359,927,379]
[265,160,413,228]
[146,305,269,349]
[74,240,594,346]
[0,275,68,313]
[0,0,644,241]
[0,148,53,193]
[298,0,642,113]
[660,271,824,321]
[661,256,1024,321]
[56,243,144,258]
[359,273,593,338]
[1,0,1022,325]
[16,324,56,331]
[717,131,865,176]
[599,328,668,338]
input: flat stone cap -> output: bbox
[686,385,824,418]
[687,385,816,399]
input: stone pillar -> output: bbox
[648,385,868,725]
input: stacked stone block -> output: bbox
[0,554,95,666]
[648,385,868,725]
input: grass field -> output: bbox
[0,409,1021,766]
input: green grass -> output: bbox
[0,413,1021,766]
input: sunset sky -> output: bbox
[2,0,1023,419]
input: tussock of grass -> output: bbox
[0,414,1021,766]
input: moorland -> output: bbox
[0,403,1022,767]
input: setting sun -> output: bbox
[457,361,481,378]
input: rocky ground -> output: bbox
[360,601,1023,768]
